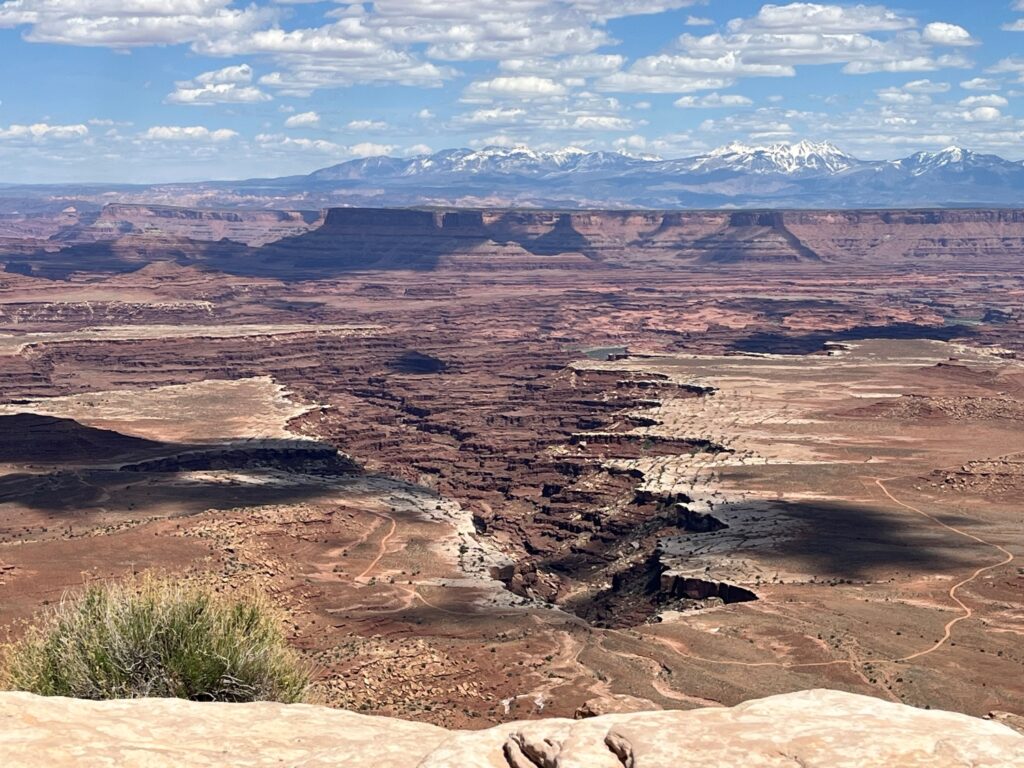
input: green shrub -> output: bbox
[1,574,309,703]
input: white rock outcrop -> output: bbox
[1,688,1021,767]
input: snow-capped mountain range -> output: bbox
[288,141,1024,208]
[309,140,1020,181]
[9,141,1024,209]
[308,144,653,181]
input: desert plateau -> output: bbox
[0,204,1022,732]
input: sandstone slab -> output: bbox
[1,689,1021,767]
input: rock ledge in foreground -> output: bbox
[1,688,1021,767]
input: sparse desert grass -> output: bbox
[0,574,309,703]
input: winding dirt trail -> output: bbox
[873,477,1016,662]
[647,633,852,670]
[349,507,482,617]
[356,510,397,581]
[627,477,1015,690]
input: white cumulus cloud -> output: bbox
[284,111,321,127]
[571,115,634,130]
[142,125,238,141]
[674,92,753,108]
[959,95,1008,108]
[346,119,390,131]
[167,83,271,105]
[960,77,1001,91]
[961,106,1002,122]
[727,3,916,34]
[348,141,396,157]
[0,0,273,47]
[0,122,89,140]
[166,64,271,105]
[902,79,950,93]
[921,22,976,46]
[463,76,569,101]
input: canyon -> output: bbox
[0,204,1022,733]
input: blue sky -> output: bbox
[2,1,1024,183]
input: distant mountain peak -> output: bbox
[898,145,1018,176]
[909,146,971,162]
[694,139,857,175]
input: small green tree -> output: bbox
[1,574,309,703]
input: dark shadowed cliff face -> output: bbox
[5,205,1024,279]
[242,208,497,274]
[256,207,1024,271]
[249,207,1024,274]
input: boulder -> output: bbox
[574,694,660,719]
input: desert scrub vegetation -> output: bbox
[0,574,309,703]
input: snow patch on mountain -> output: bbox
[898,146,1021,176]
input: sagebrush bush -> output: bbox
[1,574,309,703]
